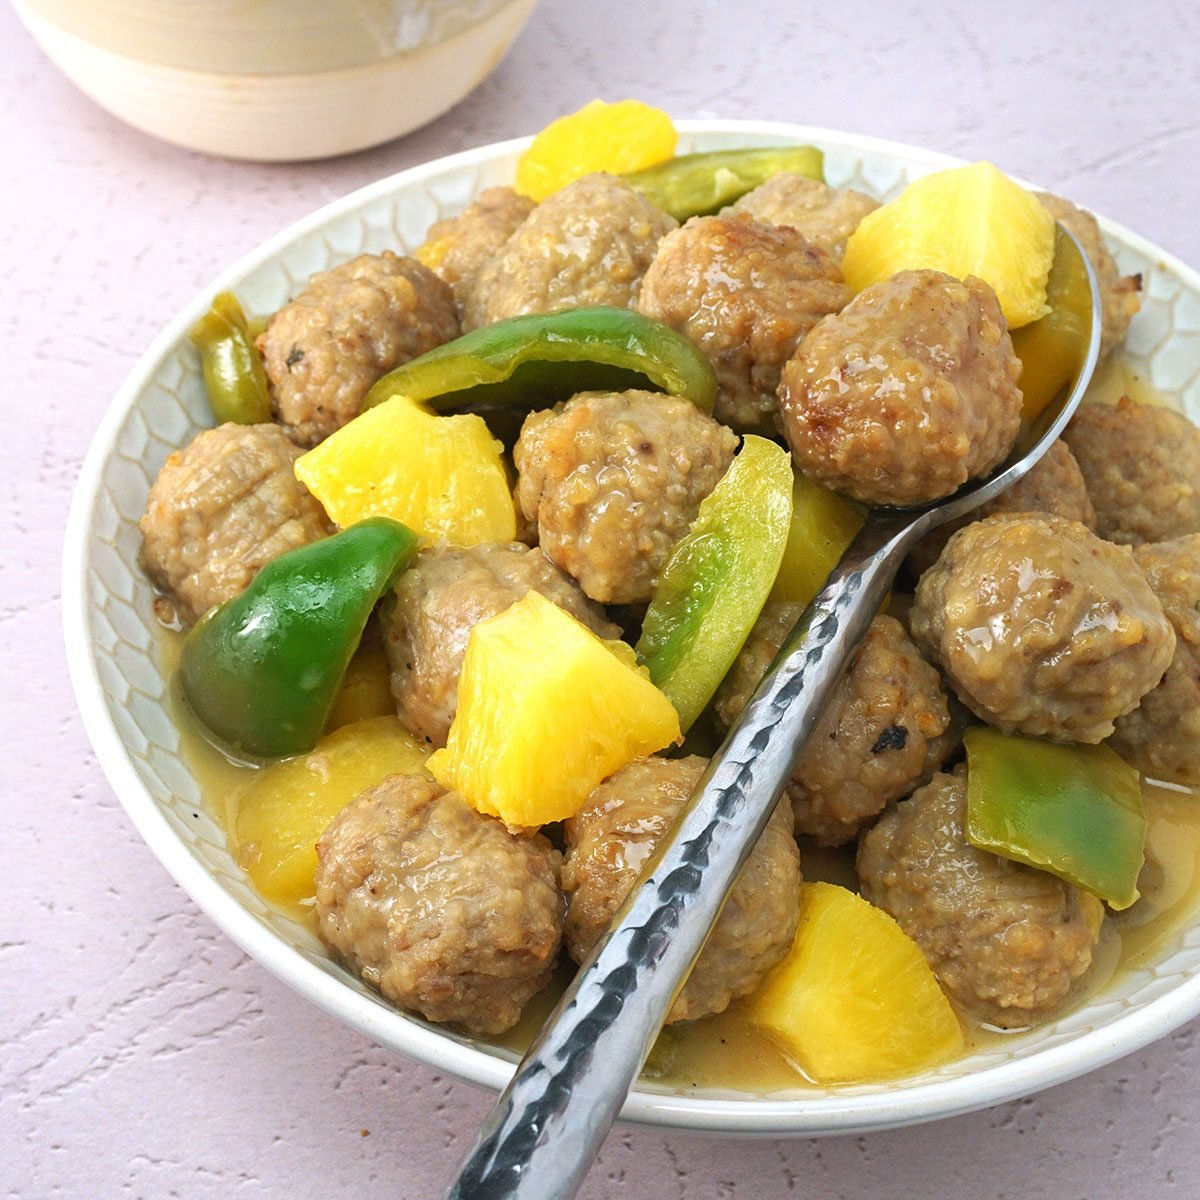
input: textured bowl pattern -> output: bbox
[63,124,1200,1134]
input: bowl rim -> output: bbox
[62,119,1200,1136]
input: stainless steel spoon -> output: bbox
[447,227,1102,1200]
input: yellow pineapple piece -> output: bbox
[745,882,963,1083]
[516,99,678,201]
[294,395,516,545]
[413,233,455,272]
[324,637,395,732]
[842,161,1055,328]
[770,473,865,608]
[234,716,430,908]
[428,592,680,827]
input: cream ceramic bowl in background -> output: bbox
[63,123,1200,1135]
[12,0,538,160]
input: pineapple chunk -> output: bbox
[234,716,430,908]
[324,637,395,732]
[842,161,1055,328]
[294,395,516,545]
[746,882,963,1083]
[516,99,678,201]
[428,592,680,827]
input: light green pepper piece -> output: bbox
[964,726,1146,910]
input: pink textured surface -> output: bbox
[5,2,1200,1196]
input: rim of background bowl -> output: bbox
[62,120,1200,1136]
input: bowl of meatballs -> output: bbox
[64,119,1200,1134]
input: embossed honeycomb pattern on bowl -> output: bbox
[64,123,1200,1133]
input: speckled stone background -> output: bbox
[5,2,1200,1197]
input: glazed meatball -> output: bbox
[464,174,676,330]
[139,423,332,625]
[779,270,1023,507]
[422,186,536,318]
[1063,397,1200,545]
[563,756,801,1023]
[514,390,738,604]
[857,771,1103,1028]
[1038,192,1140,358]
[383,542,618,747]
[257,252,459,446]
[637,214,849,432]
[726,174,878,258]
[1109,535,1200,786]
[314,774,563,1037]
[908,439,1098,579]
[714,609,954,844]
[911,513,1176,743]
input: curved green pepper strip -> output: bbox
[624,145,825,222]
[189,291,272,425]
[361,307,717,420]
[964,726,1146,910]
[180,517,418,760]
[636,436,793,732]
[770,473,866,608]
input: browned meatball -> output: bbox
[383,542,618,747]
[715,608,954,844]
[314,774,562,1037]
[563,756,800,1023]
[911,513,1176,743]
[139,422,332,625]
[857,771,1103,1028]
[1110,535,1200,786]
[780,270,1023,507]
[464,174,676,330]
[637,214,849,432]
[1038,192,1140,358]
[726,174,878,258]
[422,187,536,318]
[514,390,738,604]
[1063,397,1200,545]
[909,439,1098,579]
[257,252,459,446]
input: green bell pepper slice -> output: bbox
[189,291,272,425]
[636,436,793,732]
[180,517,418,760]
[624,145,825,222]
[1010,225,1095,423]
[361,307,717,422]
[964,726,1146,910]
[769,473,866,608]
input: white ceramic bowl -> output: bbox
[13,0,538,161]
[63,122,1200,1135]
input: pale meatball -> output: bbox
[382,542,618,747]
[314,774,562,1037]
[563,756,801,1024]
[514,390,738,604]
[139,423,332,625]
[909,439,1098,579]
[1110,535,1200,786]
[1038,192,1141,358]
[637,213,849,431]
[780,270,1023,507]
[726,174,878,258]
[1063,397,1200,545]
[714,608,954,844]
[257,252,458,446]
[857,771,1103,1028]
[422,186,536,318]
[911,513,1176,743]
[465,173,676,329]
